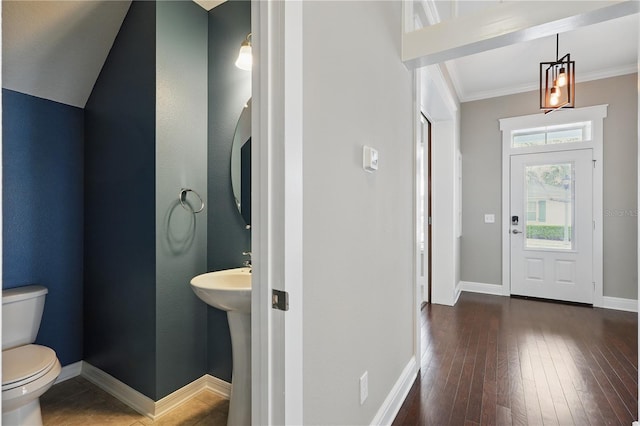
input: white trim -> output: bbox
[459,281,505,297]
[54,361,82,384]
[370,357,417,426]
[501,105,607,306]
[154,375,231,418]
[82,361,156,418]
[251,1,304,423]
[454,281,462,305]
[204,375,232,399]
[460,283,638,312]
[402,1,639,68]
[81,362,230,420]
[456,65,638,103]
[602,296,639,313]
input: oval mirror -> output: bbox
[231,98,251,227]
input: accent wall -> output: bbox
[2,89,84,366]
[207,0,251,382]
[84,0,209,400]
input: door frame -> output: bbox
[251,1,304,424]
[416,112,432,305]
[500,105,607,306]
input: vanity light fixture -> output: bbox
[539,34,575,113]
[235,33,252,71]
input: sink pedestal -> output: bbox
[227,311,251,426]
[189,268,252,426]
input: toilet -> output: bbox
[2,285,61,426]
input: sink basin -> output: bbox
[190,268,251,313]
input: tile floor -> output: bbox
[41,376,229,426]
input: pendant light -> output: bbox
[539,34,575,113]
[235,33,252,71]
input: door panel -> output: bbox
[510,149,593,304]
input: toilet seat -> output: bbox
[2,345,57,391]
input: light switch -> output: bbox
[363,146,378,172]
[484,214,495,224]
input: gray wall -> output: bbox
[155,0,209,398]
[302,1,415,423]
[206,0,251,382]
[461,73,638,299]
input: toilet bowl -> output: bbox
[2,286,61,426]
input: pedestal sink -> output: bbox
[190,268,251,426]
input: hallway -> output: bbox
[393,292,638,425]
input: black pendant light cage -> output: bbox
[539,35,575,113]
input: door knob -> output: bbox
[511,229,522,234]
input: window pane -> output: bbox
[525,163,573,250]
[538,200,546,222]
[512,122,591,148]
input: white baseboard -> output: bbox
[81,362,230,420]
[54,361,83,384]
[459,282,638,313]
[82,362,156,418]
[602,296,638,312]
[370,356,417,426]
[205,374,232,399]
[459,281,505,296]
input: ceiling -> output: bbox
[416,0,639,102]
[3,1,636,107]
[2,1,132,108]
[2,0,227,108]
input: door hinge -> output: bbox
[428,216,432,225]
[272,289,289,311]
[593,160,596,168]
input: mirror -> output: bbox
[231,98,251,227]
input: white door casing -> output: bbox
[510,149,593,304]
[251,1,304,424]
[500,105,606,306]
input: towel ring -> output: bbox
[179,188,205,214]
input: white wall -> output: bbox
[302,1,415,424]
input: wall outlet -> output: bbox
[484,214,495,224]
[360,371,368,405]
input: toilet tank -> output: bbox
[2,285,48,350]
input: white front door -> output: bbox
[510,149,594,304]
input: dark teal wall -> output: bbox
[84,1,157,399]
[207,0,252,382]
[155,0,209,399]
[2,89,84,366]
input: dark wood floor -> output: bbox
[393,292,638,426]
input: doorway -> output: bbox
[500,105,607,306]
[510,149,594,304]
[418,113,432,304]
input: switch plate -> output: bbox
[484,214,495,224]
[363,146,378,172]
[360,371,368,404]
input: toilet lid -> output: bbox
[2,344,57,390]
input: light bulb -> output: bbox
[549,86,559,106]
[557,68,567,87]
[235,44,252,70]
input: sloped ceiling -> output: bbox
[2,0,228,108]
[2,1,132,108]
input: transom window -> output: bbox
[511,121,592,148]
